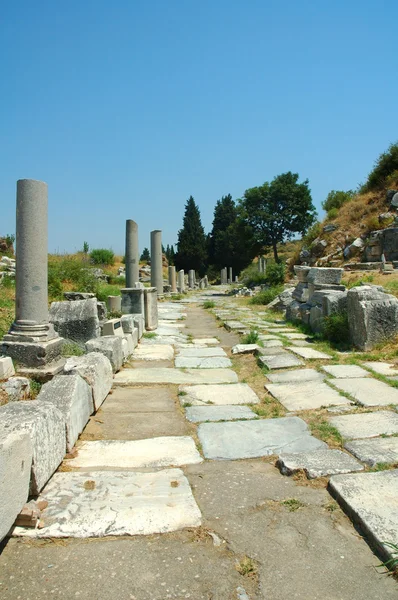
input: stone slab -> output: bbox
[261,340,284,348]
[329,411,398,439]
[185,405,256,423]
[259,353,304,370]
[329,470,398,561]
[67,437,203,469]
[224,321,245,331]
[132,344,174,361]
[178,347,227,357]
[257,346,289,356]
[114,368,238,386]
[277,448,364,478]
[12,469,201,538]
[280,333,309,340]
[63,352,113,411]
[198,417,327,460]
[155,326,185,336]
[179,383,259,406]
[192,338,220,345]
[265,381,351,411]
[287,347,332,360]
[331,378,398,407]
[322,365,370,379]
[258,334,281,341]
[344,437,398,466]
[0,429,32,542]
[231,344,259,355]
[362,361,398,378]
[266,368,325,384]
[175,357,232,369]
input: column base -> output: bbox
[1,337,64,368]
[16,358,66,383]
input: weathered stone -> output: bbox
[102,318,124,337]
[294,265,311,282]
[185,405,256,423]
[178,347,227,357]
[133,315,145,339]
[125,220,139,288]
[63,352,112,411]
[268,288,294,311]
[256,346,287,356]
[260,339,284,348]
[329,411,398,439]
[298,302,311,325]
[265,381,350,411]
[224,320,245,331]
[259,353,304,370]
[121,288,145,317]
[310,238,328,257]
[179,383,259,406]
[0,400,65,495]
[331,377,398,407]
[144,288,158,331]
[63,292,95,301]
[0,356,15,379]
[307,267,343,285]
[120,314,135,334]
[286,300,302,322]
[49,298,100,347]
[175,356,232,369]
[281,333,308,340]
[132,345,174,361]
[0,429,32,542]
[361,361,398,378]
[0,377,30,402]
[309,305,324,333]
[323,224,338,233]
[322,290,348,316]
[383,227,398,261]
[37,374,93,452]
[277,449,363,478]
[198,417,327,460]
[347,285,398,350]
[292,283,309,302]
[114,368,238,386]
[266,368,324,384]
[150,230,163,296]
[231,344,259,355]
[345,437,398,466]
[322,365,370,379]
[85,337,123,373]
[287,346,331,360]
[344,238,365,259]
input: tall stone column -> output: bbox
[125,220,139,288]
[168,266,177,292]
[221,268,227,284]
[177,269,185,292]
[188,270,195,289]
[150,230,163,296]
[228,267,233,283]
[2,179,63,370]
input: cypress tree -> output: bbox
[175,196,207,275]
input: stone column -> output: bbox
[121,288,145,317]
[188,270,195,289]
[177,269,185,292]
[220,268,227,284]
[168,266,177,292]
[144,288,158,330]
[107,295,122,312]
[125,220,139,288]
[2,180,63,370]
[228,267,233,283]
[204,275,209,287]
[150,230,163,296]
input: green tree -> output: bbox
[239,172,316,263]
[140,247,150,263]
[322,190,354,213]
[362,141,398,192]
[175,196,207,275]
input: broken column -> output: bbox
[125,220,139,288]
[150,230,163,296]
[178,269,185,293]
[2,180,63,371]
[144,287,158,330]
[188,269,195,289]
[168,266,177,292]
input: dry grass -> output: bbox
[0,285,15,339]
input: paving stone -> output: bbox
[177,347,227,357]
[329,411,398,439]
[329,470,398,561]
[289,339,313,347]
[331,378,398,407]
[192,338,220,345]
[265,381,351,411]
[231,344,259,355]
[266,368,325,384]
[257,346,288,356]
[224,321,245,331]
[114,368,238,385]
[344,437,398,466]
[258,334,281,341]
[322,365,370,379]
[155,326,186,336]
[280,333,309,340]
[67,437,203,469]
[266,328,297,333]
[175,356,232,369]
[259,353,304,370]
[185,405,257,423]
[287,346,332,360]
[198,417,327,460]
[132,344,174,361]
[179,383,259,406]
[261,340,284,348]
[277,449,364,478]
[12,469,201,538]
[362,361,398,378]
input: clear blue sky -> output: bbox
[1,0,397,255]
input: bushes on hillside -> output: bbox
[322,190,354,214]
[89,248,115,266]
[361,142,398,192]
[48,257,99,299]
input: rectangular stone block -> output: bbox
[0,401,66,495]
[0,356,15,379]
[293,266,311,283]
[278,448,363,479]
[133,315,145,339]
[102,318,124,337]
[1,338,64,368]
[144,288,158,331]
[322,290,348,317]
[63,352,113,411]
[307,267,343,285]
[85,336,123,373]
[121,288,145,317]
[292,283,309,302]
[49,298,100,347]
[120,314,135,334]
[0,429,32,542]
[347,286,398,350]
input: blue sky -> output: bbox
[1,0,397,255]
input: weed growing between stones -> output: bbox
[236,556,257,577]
[376,542,398,576]
[143,332,157,339]
[249,285,283,305]
[242,330,259,344]
[280,498,305,511]
[29,380,42,399]
[203,300,215,309]
[61,341,85,357]
[305,413,343,447]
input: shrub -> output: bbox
[365,215,380,233]
[302,222,321,246]
[265,263,285,286]
[362,142,398,192]
[89,248,115,266]
[242,330,259,344]
[327,208,339,219]
[322,312,350,345]
[48,256,99,299]
[322,190,354,212]
[203,300,215,309]
[249,285,283,305]
[95,283,122,302]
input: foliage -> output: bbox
[62,341,85,357]
[164,244,175,265]
[1,275,15,289]
[48,256,99,299]
[140,247,150,263]
[29,380,42,399]
[377,542,398,573]
[327,208,339,219]
[239,172,316,262]
[0,284,15,339]
[175,196,208,276]
[362,142,398,192]
[265,262,285,286]
[242,330,259,344]
[95,284,122,302]
[203,300,215,309]
[82,241,89,254]
[302,221,321,246]
[322,189,354,212]
[249,285,283,305]
[89,248,115,266]
[240,264,268,287]
[322,312,350,345]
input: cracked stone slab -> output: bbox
[277,448,364,478]
[179,383,259,406]
[114,368,238,385]
[185,405,257,423]
[331,378,398,407]
[266,368,325,384]
[198,417,327,460]
[265,381,351,411]
[287,347,332,360]
[322,365,370,379]
[175,356,232,369]
[362,362,398,378]
[66,437,203,469]
[329,470,398,562]
[344,437,398,466]
[132,345,174,361]
[259,353,304,370]
[12,469,201,538]
[177,347,227,358]
[329,411,398,440]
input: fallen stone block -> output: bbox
[0,356,15,379]
[63,352,113,411]
[1,377,30,402]
[0,401,66,495]
[85,336,123,373]
[49,298,100,347]
[0,429,32,542]
[347,285,398,350]
[37,374,93,452]
[231,344,259,355]
[277,449,364,478]
[307,267,343,285]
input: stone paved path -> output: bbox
[1,289,397,599]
